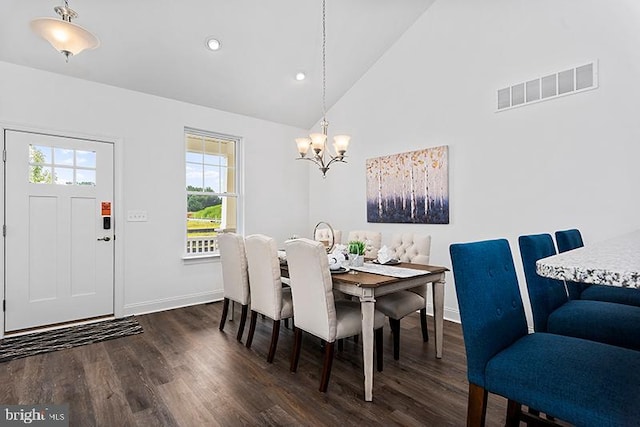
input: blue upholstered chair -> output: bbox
[556,229,640,307]
[519,233,640,351]
[554,228,584,252]
[553,228,587,299]
[450,238,640,426]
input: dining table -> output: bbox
[536,230,640,288]
[280,259,448,402]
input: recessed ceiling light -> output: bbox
[206,37,221,51]
[295,72,306,81]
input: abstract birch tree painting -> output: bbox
[366,146,449,224]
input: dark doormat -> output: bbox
[0,317,143,363]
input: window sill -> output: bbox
[182,253,220,264]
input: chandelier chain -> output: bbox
[293,0,349,178]
[322,0,326,119]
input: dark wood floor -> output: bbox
[0,302,512,426]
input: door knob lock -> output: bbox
[97,236,111,241]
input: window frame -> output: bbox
[183,127,243,259]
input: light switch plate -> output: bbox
[127,210,148,222]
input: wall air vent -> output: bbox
[497,61,598,111]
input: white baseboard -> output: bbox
[426,303,461,324]
[123,290,224,317]
[123,294,461,324]
[443,307,461,324]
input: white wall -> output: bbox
[4,0,640,328]
[0,60,309,318]
[307,0,640,322]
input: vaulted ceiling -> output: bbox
[0,1,435,128]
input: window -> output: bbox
[29,145,97,186]
[185,129,240,256]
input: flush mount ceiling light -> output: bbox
[206,37,221,51]
[294,0,350,178]
[295,72,306,81]
[30,0,100,62]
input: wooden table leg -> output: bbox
[360,289,375,401]
[432,275,445,359]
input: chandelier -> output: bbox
[295,0,350,178]
[30,0,100,62]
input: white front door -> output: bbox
[4,130,114,332]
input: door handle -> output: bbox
[97,236,111,242]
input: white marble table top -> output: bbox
[536,230,640,289]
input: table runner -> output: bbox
[352,263,431,278]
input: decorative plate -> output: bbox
[372,259,401,265]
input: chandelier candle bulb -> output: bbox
[309,133,327,153]
[333,135,350,155]
[295,138,311,157]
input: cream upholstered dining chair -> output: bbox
[218,232,251,342]
[375,233,432,360]
[244,234,294,363]
[285,238,385,392]
[314,228,342,247]
[347,230,382,259]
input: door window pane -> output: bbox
[54,148,74,166]
[76,150,96,168]
[76,169,96,186]
[29,165,53,184]
[29,145,52,164]
[54,167,74,185]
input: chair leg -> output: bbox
[267,319,281,363]
[519,407,558,426]
[236,304,248,341]
[467,383,488,427]
[319,341,335,393]
[525,406,558,421]
[390,318,401,360]
[284,318,289,329]
[219,298,230,331]
[338,339,344,352]
[290,327,303,372]
[505,400,522,427]
[246,311,258,349]
[420,308,429,342]
[375,327,383,372]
